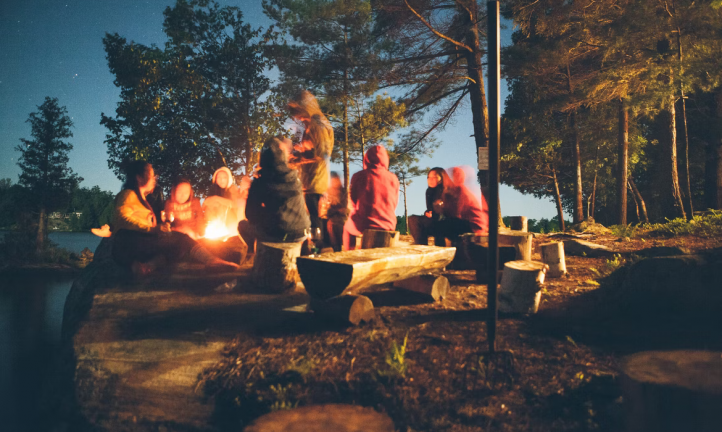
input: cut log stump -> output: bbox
[297,245,455,299]
[540,241,567,277]
[499,230,533,261]
[509,216,528,232]
[361,229,399,249]
[244,403,395,432]
[621,350,722,432]
[393,275,449,302]
[309,294,375,326]
[251,241,303,293]
[498,260,548,314]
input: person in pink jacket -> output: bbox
[343,145,399,250]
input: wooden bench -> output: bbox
[297,245,455,325]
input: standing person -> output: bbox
[287,90,334,240]
[343,145,399,250]
[449,166,489,235]
[111,161,239,276]
[239,136,311,249]
[408,167,455,245]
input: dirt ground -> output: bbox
[201,232,722,432]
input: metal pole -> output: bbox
[486,0,501,353]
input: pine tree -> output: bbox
[15,97,82,252]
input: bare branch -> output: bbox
[404,0,473,53]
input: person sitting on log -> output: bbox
[238,136,311,250]
[111,160,240,277]
[287,90,334,244]
[449,166,489,236]
[325,171,349,251]
[204,166,249,236]
[342,145,399,250]
[408,167,455,246]
[163,178,205,240]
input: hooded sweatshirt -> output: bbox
[246,138,311,240]
[347,145,399,233]
[449,167,489,234]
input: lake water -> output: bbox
[0,232,101,431]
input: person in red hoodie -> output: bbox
[343,145,399,250]
[449,166,489,235]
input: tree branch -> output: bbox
[404,0,473,53]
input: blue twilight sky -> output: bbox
[0,0,560,220]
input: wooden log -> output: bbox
[456,233,516,272]
[244,403,395,432]
[251,241,303,293]
[509,216,528,232]
[540,241,567,277]
[499,230,533,261]
[361,229,400,249]
[297,245,456,299]
[498,260,548,314]
[621,350,722,432]
[309,294,375,326]
[393,275,449,302]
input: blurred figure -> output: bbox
[239,136,311,250]
[449,166,489,235]
[287,90,334,239]
[343,145,399,250]
[325,171,349,251]
[204,167,245,236]
[164,178,205,240]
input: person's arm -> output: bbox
[116,190,155,232]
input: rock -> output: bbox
[567,220,612,235]
[563,239,617,258]
[617,253,722,313]
[633,246,690,258]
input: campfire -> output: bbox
[204,218,234,241]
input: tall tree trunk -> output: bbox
[589,144,599,220]
[676,27,693,218]
[402,176,408,234]
[663,94,687,219]
[343,69,350,193]
[36,207,46,253]
[629,177,649,223]
[552,168,566,232]
[461,4,501,227]
[617,98,629,225]
[570,111,584,223]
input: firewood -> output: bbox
[621,350,722,432]
[251,241,303,293]
[309,294,375,326]
[540,242,567,277]
[498,260,548,314]
[393,275,449,301]
[297,245,455,299]
[361,229,399,249]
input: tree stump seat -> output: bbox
[251,241,303,293]
[498,260,548,314]
[244,403,395,432]
[621,350,722,432]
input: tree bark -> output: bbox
[570,111,584,224]
[618,98,629,225]
[552,168,566,231]
[402,176,409,234]
[629,180,641,223]
[676,27,694,219]
[663,94,687,219]
[589,144,599,220]
[343,68,350,192]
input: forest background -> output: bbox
[2,0,721,242]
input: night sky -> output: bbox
[0,0,559,219]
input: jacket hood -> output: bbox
[363,145,389,170]
[211,167,234,188]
